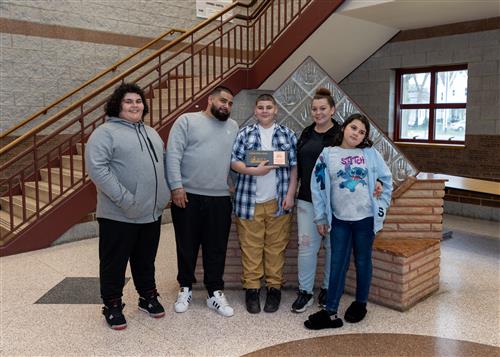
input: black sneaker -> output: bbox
[263,287,281,313]
[138,291,166,318]
[318,288,327,308]
[102,302,127,330]
[291,290,314,313]
[245,288,261,314]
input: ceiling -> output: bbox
[338,0,500,30]
[260,0,498,89]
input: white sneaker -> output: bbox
[206,290,234,317]
[174,287,192,313]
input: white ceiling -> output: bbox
[259,0,499,89]
[338,0,500,30]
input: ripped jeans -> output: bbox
[296,199,331,293]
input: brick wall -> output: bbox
[445,187,500,208]
[397,135,500,181]
[340,28,500,180]
[195,177,445,311]
[381,180,445,240]
[345,239,440,311]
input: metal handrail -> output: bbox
[0,28,185,139]
[0,0,321,240]
[0,0,260,155]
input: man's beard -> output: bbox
[210,104,230,121]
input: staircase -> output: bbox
[0,0,345,256]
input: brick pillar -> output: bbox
[194,176,446,291]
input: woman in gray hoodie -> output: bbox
[85,83,170,330]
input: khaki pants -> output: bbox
[236,199,292,289]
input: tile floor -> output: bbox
[1,214,499,356]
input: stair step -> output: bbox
[0,195,50,218]
[0,209,22,240]
[151,97,189,108]
[162,77,202,89]
[76,143,85,155]
[61,155,83,171]
[24,181,65,202]
[40,168,83,187]
[155,87,200,100]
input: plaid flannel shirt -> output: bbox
[231,123,297,219]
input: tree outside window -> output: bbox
[395,65,467,144]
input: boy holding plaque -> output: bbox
[231,94,298,314]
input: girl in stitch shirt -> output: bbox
[305,113,392,330]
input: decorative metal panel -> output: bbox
[243,56,418,187]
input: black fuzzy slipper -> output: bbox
[344,301,367,323]
[304,309,343,330]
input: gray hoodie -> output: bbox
[85,117,170,223]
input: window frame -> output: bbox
[394,64,468,144]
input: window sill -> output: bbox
[394,142,465,148]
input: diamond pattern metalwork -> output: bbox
[241,56,418,186]
[273,80,307,114]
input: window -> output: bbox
[394,65,468,144]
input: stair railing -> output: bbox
[0,0,315,240]
[0,28,185,140]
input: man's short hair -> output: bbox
[209,86,234,97]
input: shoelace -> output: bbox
[177,290,191,304]
[104,303,125,315]
[146,296,161,308]
[214,292,229,307]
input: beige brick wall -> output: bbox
[194,177,445,312]
[380,180,445,240]
[345,240,440,311]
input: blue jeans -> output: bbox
[297,200,331,293]
[325,216,375,313]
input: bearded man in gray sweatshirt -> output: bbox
[166,86,239,317]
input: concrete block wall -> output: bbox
[340,28,500,181]
[0,0,199,132]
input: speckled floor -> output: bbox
[1,214,499,356]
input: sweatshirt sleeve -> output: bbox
[373,148,393,209]
[311,148,329,225]
[166,115,189,190]
[231,128,247,162]
[85,127,135,209]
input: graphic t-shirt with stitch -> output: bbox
[327,147,372,221]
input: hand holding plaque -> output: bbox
[245,150,289,167]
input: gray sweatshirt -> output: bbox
[85,117,170,223]
[166,111,239,196]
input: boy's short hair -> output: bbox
[255,93,276,105]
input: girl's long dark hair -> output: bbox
[332,113,373,148]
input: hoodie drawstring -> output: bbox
[134,124,144,151]
[136,123,159,221]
